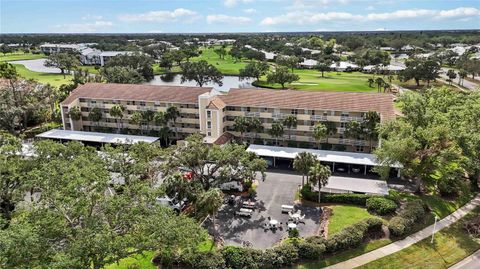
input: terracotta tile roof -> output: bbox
[61,83,212,105]
[219,88,396,121]
[206,97,226,110]
[213,132,234,145]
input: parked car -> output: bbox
[156,195,186,213]
[219,181,244,192]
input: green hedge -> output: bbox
[366,197,398,215]
[387,200,426,237]
[300,184,374,205]
[325,217,383,253]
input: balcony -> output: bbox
[340,116,364,122]
[337,127,346,134]
[310,115,328,121]
[245,112,260,117]
[272,113,287,120]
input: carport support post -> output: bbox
[332,162,335,172]
[273,157,276,167]
[348,164,350,174]
[364,165,367,175]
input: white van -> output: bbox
[219,181,244,192]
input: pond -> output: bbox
[146,74,256,91]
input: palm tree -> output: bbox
[325,121,337,145]
[233,116,249,142]
[130,111,143,134]
[109,104,126,133]
[309,162,331,203]
[195,188,224,241]
[283,115,297,141]
[68,106,82,121]
[88,107,102,130]
[268,121,284,146]
[367,78,374,88]
[247,117,263,143]
[312,123,327,149]
[362,111,380,151]
[375,77,384,93]
[383,82,391,93]
[293,152,316,186]
[166,106,180,139]
[158,126,171,146]
[141,110,155,133]
[344,121,364,146]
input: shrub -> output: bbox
[295,240,326,260]
[388,216,407,237]
[271,243,299,267]
[388,200,426,237]
[322,193,373,206]
[221,246,263,269]
[181,251,226,269]
[289,228,300,238]
[325,217,382,253]
[464,216,480,238]
[366,197,397,215]
[300,184,317,202]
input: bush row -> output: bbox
[153,217,384,269]
[300,184,374,206]
[326,217,383,253]
[387,200,426,237]
[366,197,398,215]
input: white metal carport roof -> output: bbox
[36,129,159,145]
[246,144,402,168]
[321,176,389,195]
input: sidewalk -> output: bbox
[449,249,480,269]
[324,194,480,269]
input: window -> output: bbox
[291,109,298,115]
[263,107,268,112]
[207,131,212,136]
[139,101,146,106]
[311,110,316,115]
[323,111,328,116]
[207,111,211,118]
[207,121,211,128]
[341,112,349,117]
[356,146,364,152]
[340,122,346,128]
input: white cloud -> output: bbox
[243,8,257,14]
[260,11,362,25]
[207,14,252,24]
[375,27,386,31]
[438,7,479,19]
[81,14,103,20]
[260,7,480,25]
[118,8,199,22]
[224,0,253,8]
[366,9,436,21]
[53,21,113,33]
[147,29,163,33]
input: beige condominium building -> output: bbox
[61,83,396,153]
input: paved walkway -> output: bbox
[325,194,480,269]
[449,249,480,269]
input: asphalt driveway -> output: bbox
[211,169,322,249]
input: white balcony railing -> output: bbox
[310,115,328,121]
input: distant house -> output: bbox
[301,47,322,54]
[39,43,86,54]
[244,45,276,60]
[363,64,405,73]
[299,59,318,69]
[80,48,102,65]
[380,47,395,51]
[99,51,134,66]
[330,61,358,72]
[401,45,416,52]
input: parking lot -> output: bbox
[210,169,322,249]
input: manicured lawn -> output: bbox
[358,207,480,269]
[0,51,46,62]
[78,65,101,74]
[105,239,215,269]
[12,63,72,87]
[328,205,375,236]
[190,46,250,75]
[104,251,156,269]
[297,239,392,269]
[256,70,377,92]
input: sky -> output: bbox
[1,0,479,33]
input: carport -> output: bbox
[246,144,402,177]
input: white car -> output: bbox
[156,195,185,213]
[219,181,244,192]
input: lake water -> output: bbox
[146,74,256,91]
